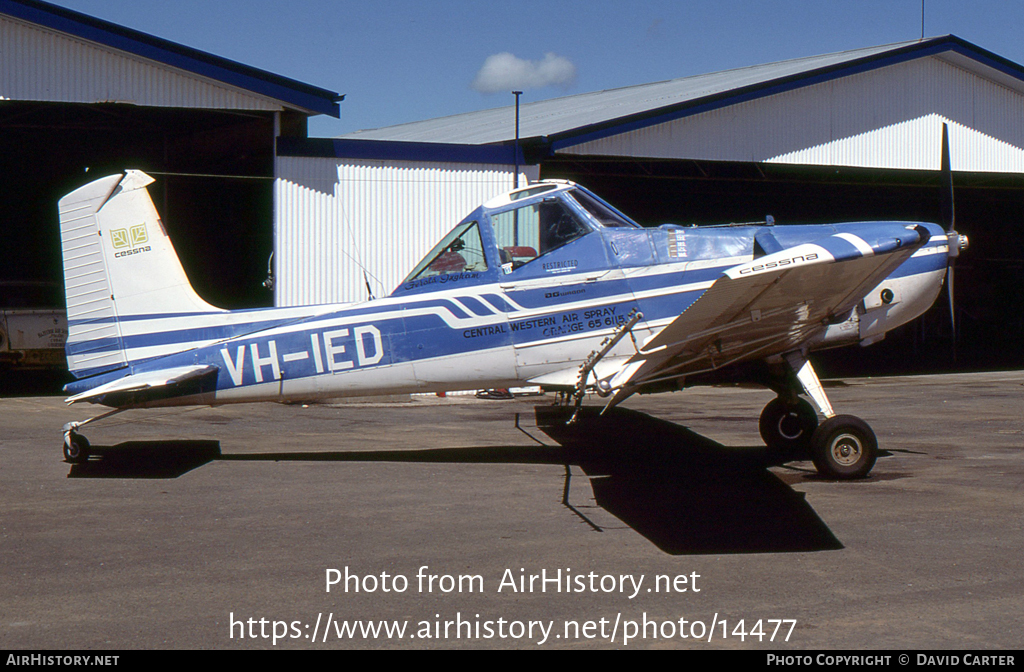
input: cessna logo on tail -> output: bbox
[111,223,151,258]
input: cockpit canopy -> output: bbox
[400,181,638,288]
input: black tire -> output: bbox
[63,432,91,464]
[810,415,877,479]
[759,397,818,459]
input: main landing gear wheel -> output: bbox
[809,415,877,480]
[63,431,91,464]
[759,397,818,460]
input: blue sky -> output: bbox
[46,1,1024,137]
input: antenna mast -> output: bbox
[513,90,522,188]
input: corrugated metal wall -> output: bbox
[274,157,539,306]
[560,55,1024,172]
[0,15,282,111]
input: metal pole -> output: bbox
[513,91,522,188]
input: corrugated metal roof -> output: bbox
[0,0,342,117]
[341,36,1024,148]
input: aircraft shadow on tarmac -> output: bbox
[534,406,844,555]
[66,405,844,555]
[67,440,221,479]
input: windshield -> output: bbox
[403,220,488,283]
[569,189,639,228]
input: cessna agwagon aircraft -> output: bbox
[56,138,966,479]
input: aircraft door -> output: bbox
[394,218,519,392]
[490,198,637,380]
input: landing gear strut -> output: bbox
[763,353,878,479]
[61,408,125,464]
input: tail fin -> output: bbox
[58,170,222,378]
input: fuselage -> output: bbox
[64,182,952,407]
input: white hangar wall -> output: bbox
[559,54,1024,173]
[274,155,539,306]
[0,13,283,112]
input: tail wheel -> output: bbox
[759,397,818,460]
[63,432,91,464]
[810,415,877,479]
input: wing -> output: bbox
[605,225,931,405]
[65,364,219,407]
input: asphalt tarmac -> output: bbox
[1,371,1022,650]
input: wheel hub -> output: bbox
[830,433,863,466]
[778,413,804,440]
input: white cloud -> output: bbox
[471,52,577,94]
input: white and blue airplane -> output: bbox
[56,142,966,479]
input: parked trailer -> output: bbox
[0,309,68,370]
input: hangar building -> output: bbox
[284,35,1024,373]
[1,0,526,316]
[0,0,344,309]
[3,0,1022,374]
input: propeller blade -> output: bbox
[946,265,956,333]
[940,123,955,233]
[946,263,957,362]
[938,123,968,363]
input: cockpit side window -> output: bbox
[403,220,488,283]
[490,199,590,271]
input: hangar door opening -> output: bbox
[542,155,1024,375]
[1,101,278,311]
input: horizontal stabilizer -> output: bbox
[65,364,218,406]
